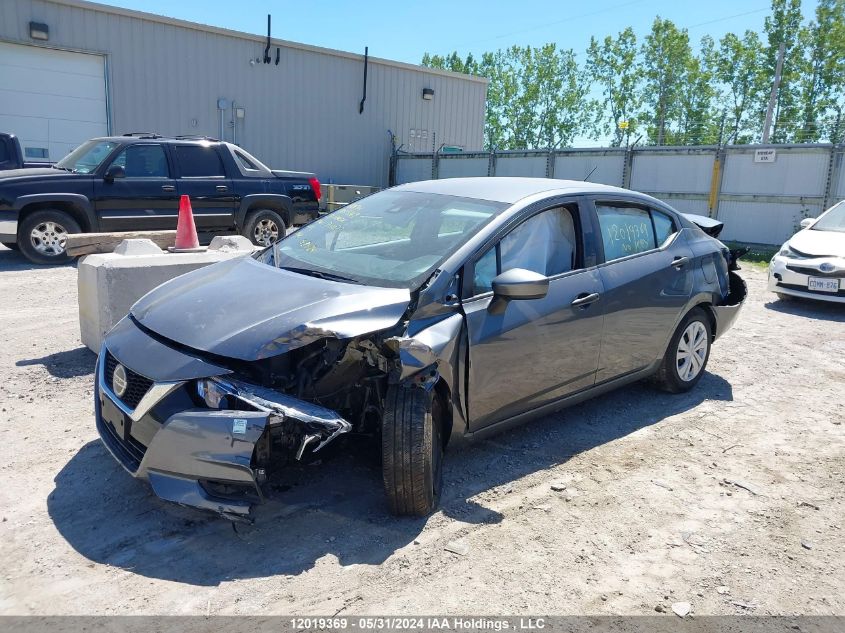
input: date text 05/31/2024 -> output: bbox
[288,617,547,630]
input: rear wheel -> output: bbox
[653,307,712,393]
[242,209,286,247]
[381,385,444,516]
[18,210,81,265]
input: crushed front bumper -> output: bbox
[95,341,350,520]
[768,255,845,303]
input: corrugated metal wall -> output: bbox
[0,0,486,187]
[395,144,845,245]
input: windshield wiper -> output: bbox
[280,266,360,284]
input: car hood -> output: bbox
[130,256,411,361]
[0,167,69,180]
[788,229,845,258]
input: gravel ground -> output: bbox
[0,245,842,616]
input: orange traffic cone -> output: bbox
[170,195,202,252]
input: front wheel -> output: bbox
[18,210,81,265]
[381,386,444,516]
[242,209,286,247]
[653,307,712,393]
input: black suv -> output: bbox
[0,134,321,264]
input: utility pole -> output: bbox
[762,42,785,144]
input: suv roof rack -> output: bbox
[122,132,162,138]
[173,135,221,142]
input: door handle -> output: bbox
[671,256,690,268]
[216,185,228,192]
[571,292,600,308]
[161,185,175,192]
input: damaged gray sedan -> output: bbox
[95,177,747,519]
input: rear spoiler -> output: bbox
[682,213,724,238]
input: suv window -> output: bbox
[174,145,225,177]
[472,207,578,295]
[596,204,657,262]
[234,150,258,170]
[109,144,169,177]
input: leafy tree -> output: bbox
[713,30,767,144]
[640,17,693,145]
[669,37,720,145]
[586,27,641,146]
[762,0,805,142]
[796,0,845,142]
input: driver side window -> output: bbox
[471,206,579,295]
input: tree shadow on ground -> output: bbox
[47,372,732,586]
[16,347,96,378]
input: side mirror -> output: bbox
[489,268,549,314]
[104,164,125,182]
[799,217,814,229]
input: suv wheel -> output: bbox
[243,209,286,247]
[653,307,712,393]
[382,385,444,516]
[18,210,81,265]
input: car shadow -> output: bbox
[16,346,96,378]
[764,296,845,322]
[0,246,78,272]
[47,372,732,586]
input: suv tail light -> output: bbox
[308,177,322,202]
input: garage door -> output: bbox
[0,41,108,162]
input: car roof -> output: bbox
[393,177,641,204]
[91,135,229,146]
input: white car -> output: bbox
[769,200,845,303]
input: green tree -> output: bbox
[713,30,767,143]
[640,17,693,145]
[586,27,641,146]
[796,0,845,142]
[762,0,804,142]
[669,37,720,145]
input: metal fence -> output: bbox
[393,144,845,245]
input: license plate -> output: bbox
[808,277,840,293]
[101,394,130,440]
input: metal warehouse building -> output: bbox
[0,0,487,187]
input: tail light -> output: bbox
[308,177,322,202]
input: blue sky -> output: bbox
[104,0,813,64]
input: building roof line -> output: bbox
[42,0,489,85]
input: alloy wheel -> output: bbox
[676,321,708,382]
[30,221,68,256]
[253,218,279,246]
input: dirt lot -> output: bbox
[0,244,842,616]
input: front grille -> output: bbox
[779,282,845,298]
[785,264,843,278]
[104,351,154,410]
[96,410,147,472]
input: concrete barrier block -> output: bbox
[79,238,256,352]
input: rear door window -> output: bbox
[173,145,226,178]
[596,205,657,262]
[650,209,677,246]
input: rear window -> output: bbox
[174,145,225,177]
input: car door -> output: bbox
[462,200,605,430]
[172,144,236,231]
[589,198,695,383]
[94,143,179,231]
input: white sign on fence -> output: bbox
[754,149,777,163]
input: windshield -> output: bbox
[256,190,506,288]
[812,200,845,233]
[55,140,119,174]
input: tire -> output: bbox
[653,307,712,393]
[381,385,444,516]
[1,242,19,251]
[18,210,81,265]
[242,209,286,247]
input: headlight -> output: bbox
[197,377,231,409]
[778,244,807,258]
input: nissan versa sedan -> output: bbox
[95,178,747,519]
[769,200,845,303]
